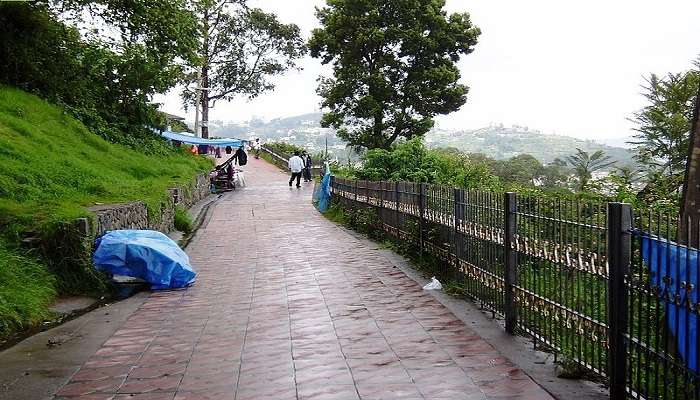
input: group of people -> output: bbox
[287,150,313,188]
[186,137,316,191]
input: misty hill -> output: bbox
[208,113,635,166]
[429,124,635,165]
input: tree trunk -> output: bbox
[680,80,700,245]
[200,7,210,139]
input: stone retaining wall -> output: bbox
[88,173,210,237]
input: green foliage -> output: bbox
[174,206,194,234]
[342,138,503,191]
[309,0,480,149]
[265,141,306,156]
[536,158,570,189]
[0,86,211,237]
[566,148,615,192]
[0,2,197,150]
[630,62,700,182]
[170,119,192,133]
[183,0,306,137]
[0,241,56,339]
[493,154,542,186]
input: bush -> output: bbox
[174,206,193,234]
[0,241,56,339]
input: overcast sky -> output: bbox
[154,0,700,141]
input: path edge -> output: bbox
[329,221,609,400]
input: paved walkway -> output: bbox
[53,157,553,400]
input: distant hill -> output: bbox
[429,125,636,165]
[206,113,635,166]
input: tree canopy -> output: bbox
[309,0,480,149]
[630,63,700,184]
[566,149,615,192]
[182,0,306,138]
[0,1,199,151]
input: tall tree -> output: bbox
[183,0,306,138]
[680,79,700,242]
[630,64,700,187]
[566,149,615,191]
[309,0,480,149]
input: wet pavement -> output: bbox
[52,157,554,400]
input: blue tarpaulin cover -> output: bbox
[93,230,196,290]
[313,163,332,212]
[638,232,698,372]
[161,130,246,147]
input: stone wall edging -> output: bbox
[88,172,210,238]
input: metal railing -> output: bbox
[331,177,700,400]
[259,145,323,176]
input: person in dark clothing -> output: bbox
[302,152,313,182]
[226,163,234,189]
[233,146,247,166]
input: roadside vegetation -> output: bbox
[0,87,210,341]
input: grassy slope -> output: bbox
[0,86,211,338]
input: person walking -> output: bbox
[288,151,304,188]
[252,138,261,159]
[233,145,247,166]
[303,152,313,182]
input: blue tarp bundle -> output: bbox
[93,230,196,290]
[313,163,332,212]
[637,232,698,372]
[161,130,246,147]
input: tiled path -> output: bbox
[53,157,554,400]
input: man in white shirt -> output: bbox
[288,151,305,188]
[252,138,261,159]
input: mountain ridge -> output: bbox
[206,112,635,165]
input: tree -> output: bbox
[183,0,306,138]
[536,158,570,189]
[566,149,615,191]
[0,2,198,149]
[309,0,480,149]
[494,154,542,186]
[680,78,700,242]
[630,63,700,186]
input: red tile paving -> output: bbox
[53,157,554,400]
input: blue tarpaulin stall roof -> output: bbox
[161,130,246,147]
[636,231,699,372]
[93,230,196,290]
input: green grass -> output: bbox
[0,240,56,338]
[0,85,212,237]
[0,85,212,340]
[174,206,193,234]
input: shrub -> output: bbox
[174,206,193,234]
[0,242,56,338]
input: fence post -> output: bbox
[354,180,358,203]
[504,192,518,334]
[607,202,632,400]
[418,183,426,256]
[394,182,400,232]
[453,188,461,256]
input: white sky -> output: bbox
[154,0,700,141]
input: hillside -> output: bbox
[208,112,635,166]
[0,86,211,340]
[430,125,635,165]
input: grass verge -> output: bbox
[0,85,212,341]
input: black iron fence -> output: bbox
[331,177,700,400]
